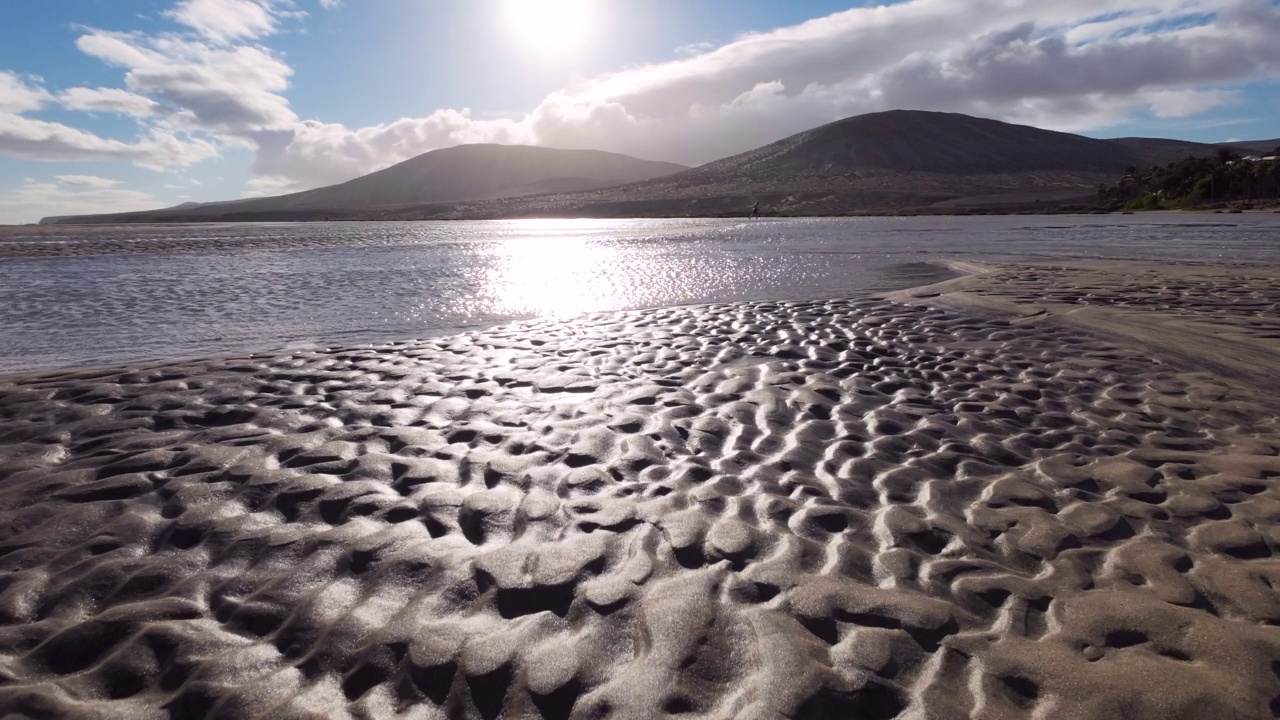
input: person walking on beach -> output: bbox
[751,201,760,218]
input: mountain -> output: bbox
[261,144,688,209]
[45,111,1263,223]
[45,145,686,223]
[1218,138,1280,156]
[1110,138,1246,167]
[397,111,1248,217]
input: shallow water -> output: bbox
[2,214,1279,373]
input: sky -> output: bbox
[0,0,1278,224]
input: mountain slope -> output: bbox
[45,111,1262,223]
[1110,137,1249,167]
[1218,138,1280,155]
[405,111,1242,217]
[680,110,1132,178]
[269,144,688,209]
[607,111,1244,195]
[46,145,686,223]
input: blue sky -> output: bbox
[0,0,1277,223]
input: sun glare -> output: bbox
[504,0,595,54]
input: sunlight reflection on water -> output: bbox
[4,214,1280,372]
[489,231,621,318]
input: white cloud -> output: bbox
[0,72,53,114]
[249,111,533,191]
[483,0,1279,164]
[254,0,1280,191]
[164,0,284,44]
[242,173,299,197]
[59,87,161,117]
[0,179,163,224]
[0,45,215,173]
[1146,89,1241,118]
[76,32,297,136]
[319,0,341,8]
[674,42,715,58]
[3,0,1280,203]
[56,174,120,188]
[0,112,217,169]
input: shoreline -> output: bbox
[4,210,1280,261]
[21,198,1280,229]
[1,262,1279,717]
[0,262,971,379]
[887,260,1280,399]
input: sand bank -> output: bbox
[890,260,1280,397]
[1,264,1279,719]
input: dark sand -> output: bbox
[2,263,1279,718]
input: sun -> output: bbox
[503,0,595,54]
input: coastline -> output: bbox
[1,262,1279,717]
[2,212,1278,271]
[10,205,1280,233]
[888,260,1280,399]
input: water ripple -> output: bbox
[2,214,1279,372]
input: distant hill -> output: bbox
[45,111,1266,222]
[45,145,687,223]
[399,111,1248,217]
[1218,138,1280,156]
[1110,138,1250,167]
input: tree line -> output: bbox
[1097,148,1280,211]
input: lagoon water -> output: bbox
[3,213,1280,373]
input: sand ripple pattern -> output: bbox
[981,265,1280,340]
[1,299,1279,719]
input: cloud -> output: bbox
[491,0,1280,163]
[164,0,286,44]
[242,173,300,197]
[674,42,715,58]
[0,72,53,113]
[250,110,533,189]
[0,112,217,169]
[319,0,341,8]
[76,31,297,136]
[253,0,1280,192]
[56,174,120,188]
[0,58,214,172]
[3,0,1280,202]
[1146,89,1241,119]
[58,87,161,117]
[0,179,163,224]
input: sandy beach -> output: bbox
[1,262,1279,719]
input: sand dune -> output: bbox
[1,264,1280,718]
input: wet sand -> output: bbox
[1,263,1279,719]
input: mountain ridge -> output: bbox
[43,145,687,224]
[1217,138,1280,155]
[43,111,1267,223]
[382,111,1259,218]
